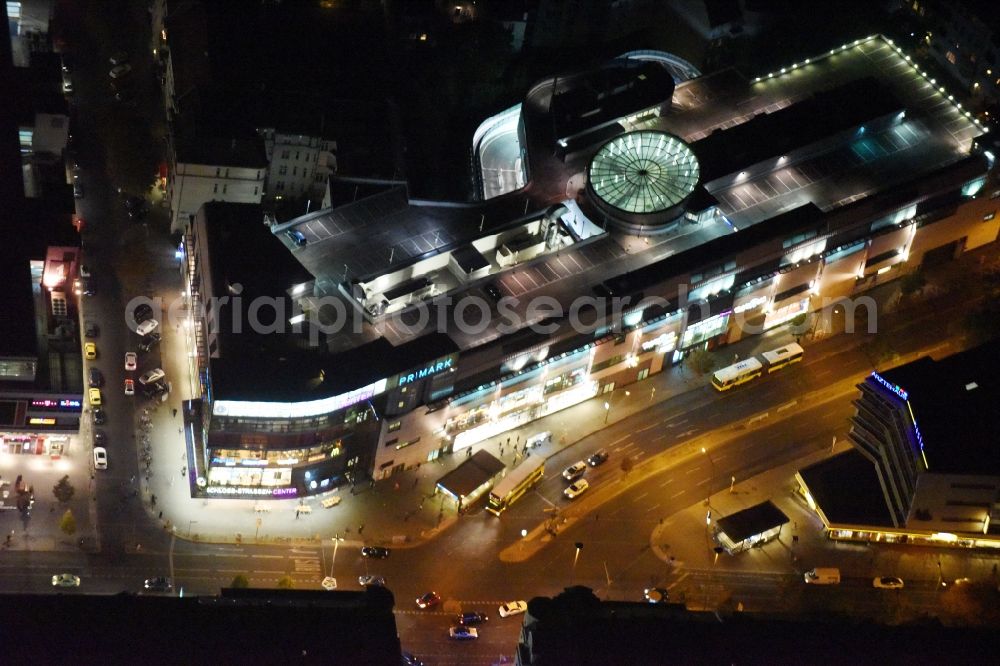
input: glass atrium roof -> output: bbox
[588,131,700,215]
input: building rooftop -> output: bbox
[879,344,1000,476]
[716,500,789,544]
[435,449,505,499]
[797,450,895,528]
[176,135,267,168]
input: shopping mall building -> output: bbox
[180,35,1000,499]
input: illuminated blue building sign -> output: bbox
[870,371,908,400]
[397,357,454,388]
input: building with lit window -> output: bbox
[182,35,1000,497]
[798,343,1000,549]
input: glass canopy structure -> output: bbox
[587,131,699,233]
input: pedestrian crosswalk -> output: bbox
[293,557,321,573]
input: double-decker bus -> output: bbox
[710,343,804,391]
[486,456,545,516]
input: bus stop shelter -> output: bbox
[715,500,789,554]
[436,450,505,513]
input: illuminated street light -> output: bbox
[603,401,611,424]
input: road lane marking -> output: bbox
[632,492,649,502]
[663,418,688,427]
[251,554,284,559]
[534,489,557,508]
[608,434,630,446]
[645,503,661,513]
[670,490,686,499]
[777,400,798,413]
[676,429,699,439]
[659,478,674,487]
[685,466,701,474]
[696,478,709,486]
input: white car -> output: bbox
[109,63,132,79]
[52,573,81,587]
[562,461,587,482]
[563,479,589,500]
[321,576,337,591]
[136,319,159,337]
[497,600,527,618]
[872,576,904,590]
[139,367,165,385]
[125,352,137,371]
[93,446,108,470]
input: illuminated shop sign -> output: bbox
[734,296,768,314]
[31,399,82,409]
[871,372,908,400]
[641,331,677,353]
[29,417,57,425]
[205,486,299,498]
[396,357,454,388]
[213,377,388,419]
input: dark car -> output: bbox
[144,576,173,592]
[401,652,424,666]
[416,591,441,609]
[457,611,488,626]
[125,195,146,218]
[587,449,609,467]
[94,430,107,447]
[133,303,154,324]
[88,367,104,388]
[84,322,99,338]
[92,408,106,425]
[285,229,308,247]
[483,282,503,303]
[361,546,390,559]
[138,332,161,352]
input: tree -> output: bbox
[899,269,927,299]
[277,576,294,589]
[53,475,75,504]
[685,347,717,377]
[963,302,1000,346]
[230,574,250,589]
[862,335,897,369]
[59,509,76,537]
[620,455,635,477]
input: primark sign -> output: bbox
[395,355,456,388]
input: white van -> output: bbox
[804,568,841,585]
[525,432,552,449]
[136,318,159,337]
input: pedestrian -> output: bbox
[158,511,163,520]
[359,523,365,535]
[172,408,177,417]
[295,509,300,520]
[393,481,400,491]
[151,494,157,507]
[506,437,510,446]
[412,477,419,489]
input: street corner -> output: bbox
[498,523,556,563]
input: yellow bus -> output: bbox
[486,456,545,516]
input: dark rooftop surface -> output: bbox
[798,450,895,527]
[716,500,789,543]
[522,586,1000,665]
[880,344,1000,475]
[176,134,268,168]
[1,588,402,666]
[436,449,505,499]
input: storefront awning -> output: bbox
[716,500,789,544]
[436,450,505,500]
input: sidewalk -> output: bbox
[141,242,996,549]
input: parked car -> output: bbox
[125,352,137,371]
[144,576,173,592]
[135,318,159,337]
[525,432,551,449]
[139,367,165,385]
[498,600,527,618]
[361,546,390,559]
[416,591,441,609]
[84,342,97,359]
[873,576,904,590]
[133,303,153,323]
[285,228,308,247]
[483,282,503,303]
[73,180,84,198]
[88,388,102,406]
[93,446,108,470]
[88,366,103,387]
[93,430,107,447]
[124,379,134,396]
[457,612,488,625]
[52,573,80,588]
[138,332,161,352]
[92,408,106,425]
[563,479,589,500]
[84,322,99,338]
[109,51,129,65]
[587,449,609,466]
[79,264,91,278]
[109,63,132,79]
[358,575,386,587]
[562,461,587,482]
[644,587,668,604]
[448,626,478,640]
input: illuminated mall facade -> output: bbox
[180,35,1000,499]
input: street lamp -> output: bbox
[603,401,611,424]
[701,447,716,505]
[330,536,344,577]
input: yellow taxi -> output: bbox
[88,388,102,406]
[84,342,97,359]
